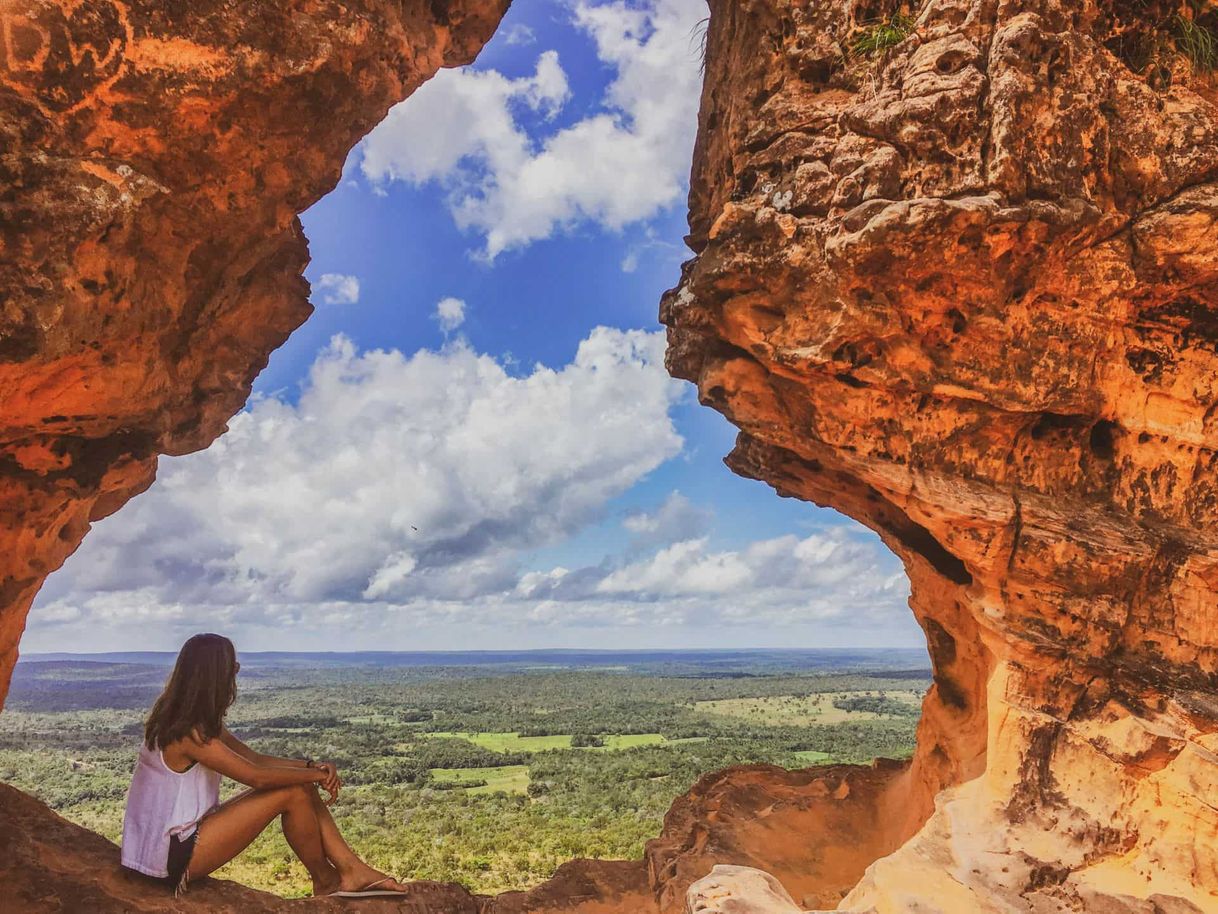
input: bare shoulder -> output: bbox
[159,735,199,773]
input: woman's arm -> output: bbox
[219,728,309,768]
[220,728,341,799]
[183,734,330,793]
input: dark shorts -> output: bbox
[165,830,198,893]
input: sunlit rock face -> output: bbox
[0,0,508,705]
[684,864,810,914]
[662,0,1218,910]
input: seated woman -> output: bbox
[121,633,408,898]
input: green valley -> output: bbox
[0,650,926,898]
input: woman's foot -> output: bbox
[336,863,408,894]
[311,866,343,897]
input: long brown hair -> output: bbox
[144,633,239,749]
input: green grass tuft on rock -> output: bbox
[1175,13,1218,70]
[850,14,916,59]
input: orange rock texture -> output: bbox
[663,0,1218,910]
[0,0,508,705]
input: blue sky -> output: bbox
[26,0,919,653]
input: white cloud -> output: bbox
[313,273,361,305]
[360,51,568,190]
[35,328,686,629]
[359,0,707,258]
[514,528,910,630]
[622,492,710,550]
[435,296,467,332]
[29,320,915,648]
[619,227,686,274]
[599,538,752,595]
[363,552,419,600]
[503,23,537,46]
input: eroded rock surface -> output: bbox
[0,0,507,706]
[645,762,908,912]
[684,865,813,914]
[662,0,1218,910]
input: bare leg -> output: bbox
[308,789,408,892]
[187,784,340,895]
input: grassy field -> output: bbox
[789,749,832,765]
[430,764,530,794]
[424,731,574,752]
[421,731,672,753]
[694,690,923,726]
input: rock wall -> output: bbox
[663,0,1218,910]
[0,0,508,707]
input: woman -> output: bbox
[121,633,409,898]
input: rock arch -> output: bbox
[2,0,1218,911]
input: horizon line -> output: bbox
[22,646,928,657]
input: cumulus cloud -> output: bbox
[435,296,467,333]
[30,322,914,648]
[360,51,569,191]
[36,328,685,629]
[513,527,909,630]
[29,327,913,649]
[313,273,361,305]
[359,0,707,257]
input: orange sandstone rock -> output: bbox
[661,0,1218,910]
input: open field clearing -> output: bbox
[420,731,674,753]
[694,690,923,726]
[430,764,530,794]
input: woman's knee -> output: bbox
[269,783,315,810]
[288,782,318,803]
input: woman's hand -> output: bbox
[315,761,341,804]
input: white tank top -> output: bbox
[120,743,221,877]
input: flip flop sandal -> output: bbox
[330,877,409,898]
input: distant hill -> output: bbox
[19,647,930,672]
